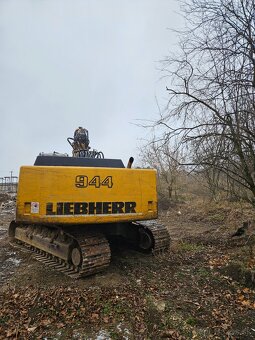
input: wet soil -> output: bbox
[0,199,255,339]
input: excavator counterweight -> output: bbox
[9,127,170,277]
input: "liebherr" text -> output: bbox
[46,201,137,215]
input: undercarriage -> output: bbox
[9,221,170,278]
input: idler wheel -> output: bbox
[138,228,154,251]
[71,247,82,267]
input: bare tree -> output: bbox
[157,0,255,204]
[139,140,183,205]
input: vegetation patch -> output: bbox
[178,241,205,252]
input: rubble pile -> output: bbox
[0,193,9,204]
[0,195,16,215]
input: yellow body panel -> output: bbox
[16,166,158,225]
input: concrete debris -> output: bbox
[0,195,16,214]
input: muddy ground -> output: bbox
[0,195,255,339]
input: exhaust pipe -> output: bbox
[127,157,134,168]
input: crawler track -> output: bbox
[68,231,111,277]
[9,220,169,279]
[134,220,170,253]
[11,226,111,279]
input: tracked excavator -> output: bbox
[9,128,170,278]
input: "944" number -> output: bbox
[75,175,113,188]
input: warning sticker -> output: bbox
[31,202,39,214]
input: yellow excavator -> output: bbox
[9,128,170,278]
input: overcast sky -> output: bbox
[0,0,182,176]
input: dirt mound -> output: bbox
[164,200,255,230]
